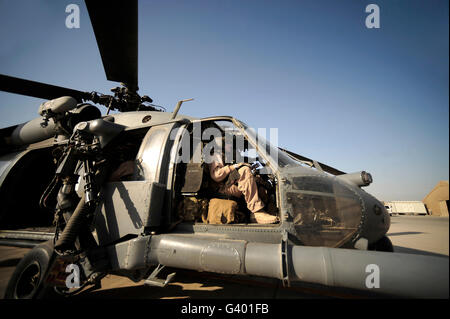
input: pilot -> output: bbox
[207,136,278,224]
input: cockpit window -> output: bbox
[234,119,306,169]
[287,175,363,247]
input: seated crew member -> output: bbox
[207,137,278,224]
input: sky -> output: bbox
[0,0,448,201]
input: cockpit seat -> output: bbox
[179,162,250,223]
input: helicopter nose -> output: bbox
[374,202,389,221]
[357,194,391,245]
[373,202,391,230]
[382,206,391,229]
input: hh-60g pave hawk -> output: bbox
[0,0,447,299]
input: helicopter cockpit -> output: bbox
[169,116,388,249]
[173,118,280,226]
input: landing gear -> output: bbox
[4,241,55,299]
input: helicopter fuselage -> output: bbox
[0,109,390,249]
[0,108,446,299]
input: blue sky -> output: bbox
[0,0,448,201]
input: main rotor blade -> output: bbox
[85,0,138,90]
[0,74,88,102]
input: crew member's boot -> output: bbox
[250,209,279,224]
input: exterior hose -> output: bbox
[54,194,91,252]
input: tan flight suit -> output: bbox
[209,154,265,213]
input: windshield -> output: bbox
[287,175,363,247]
[235,119,304,169]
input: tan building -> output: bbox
[423,181,449,216]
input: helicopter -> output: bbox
[0,0,447,299]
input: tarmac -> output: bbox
[0,215,448,299]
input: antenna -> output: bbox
[171,98,194,119]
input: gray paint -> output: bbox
[9,117,58,146]
[93,181,165,245]
[108,233,448,298]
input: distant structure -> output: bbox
[423,181,449,216]
[383,201,427,215]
